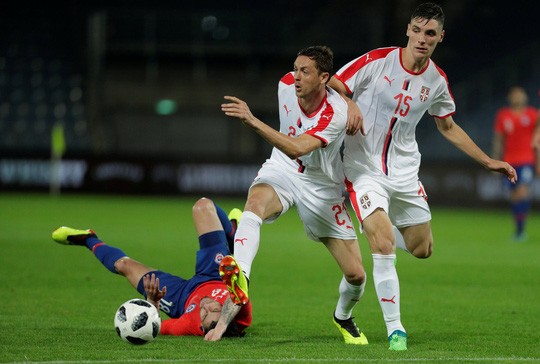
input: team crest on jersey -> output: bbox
[360,194,371,210]
[185,303,196,313]
[420,86,430,102]
[214,252,224,264]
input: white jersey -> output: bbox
[335,47,456,180]
[270,72,349,184]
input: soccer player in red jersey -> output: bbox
[52,198,251,340]
[492,86,540,241]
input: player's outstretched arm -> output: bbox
[435,116,517,183]
[143,273,167,310]
[221,95,322,158]
[204,297,242,342]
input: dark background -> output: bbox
[1,0,539,201]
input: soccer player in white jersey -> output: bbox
[220,46,368,345]
[328,2,517,351]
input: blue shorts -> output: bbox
[504,164,535,190]
[136,230,229,318]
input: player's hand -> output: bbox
[488,159,517,184]
[204,327,225,342]
[345,99,365,136]
[221,96,256,126]
[143,273,167,308]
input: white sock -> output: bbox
[334,276,366,320]
[233,211,263,279]
[393,226,410,254]
[372,254,405,336]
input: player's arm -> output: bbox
[328,77,365,136]
[204,297,242,342]
[434,115,517,183]
[221,95,322,158]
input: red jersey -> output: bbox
[494,106,538,165]
[160,281,252,336]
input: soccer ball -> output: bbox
[114,298,161,345]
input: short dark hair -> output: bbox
[204,320,245,338]
[411,2,445,27]
[297,46,333,75]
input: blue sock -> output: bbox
[511,200,531,234]
[85,236,127,274]
[213,202,235,246]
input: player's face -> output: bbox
[508,87,528,108]
[406,17,444,62]
[293,55,328,99]
[200,297,222,331]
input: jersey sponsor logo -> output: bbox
[214,252,224,264]
[235,237,248,246]
[383,75,394,86]
[420,86,430,102]
[185,303,197,313]
[381,296,396,304]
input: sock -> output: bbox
[511,200,531,235]
[372,254,405,336]
[213,202,235,247]
[232,211,263,279]
[86,236,127,274]
[393,226,410,254]
[334,276,365,320]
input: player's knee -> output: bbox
[411,238,432,258]
[345,267,366,286]
[192,197,216,216]
[114,257,133,275]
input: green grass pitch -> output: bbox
[1,193,539,363]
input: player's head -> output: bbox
[410,2,445,27]
[406,3,445,61]
[293,46,333,98]
[507,86,528,108]
[297,46,333,77]
[199,297,245,337]
[200,297,222,333]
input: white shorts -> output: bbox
[251,160,357,242]
[345,172,431,232]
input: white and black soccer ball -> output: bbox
[114,299,161,345]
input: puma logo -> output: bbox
[235,237,248,246]
[381,296,396,304]
[284,104,291,116]
[384,76,394,86]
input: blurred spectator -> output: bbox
[492,86,540,242]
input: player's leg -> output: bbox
[362,209,407,351]
[509,166,533,241]
[395,222,433,258]
[391,179,433,258]
[234,183,283,278]
[323,237,368,345]
[51,227,156,289]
